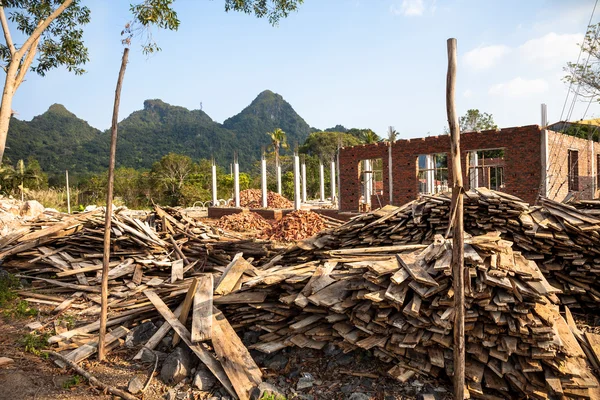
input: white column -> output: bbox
[469,152,479,189]
[293,152,301,210]
[276,164,282,195]
[364,159,372,206]
[301,159,307,203]
[233,154,240,208]
[211,162,218,206]
[330,159,336,202]
[319,161,325,202]
[426,155,435,194]
[261,153,268,208]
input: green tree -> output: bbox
[151,153,197,205]
[565,23,600,101]
[459,109,497,133]
[300,131,361,161]
[386,126,397,143]
[0,0,91,165]
[360,129,380,144]
[267,127,287,194]
[24,157,48,190]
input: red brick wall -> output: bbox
[339,125,544,211]
[546,130,600,201]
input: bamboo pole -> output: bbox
[65,169,71,214]
[99,47,129,362]
[446,38,465,399]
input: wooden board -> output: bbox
[191,274,214,343]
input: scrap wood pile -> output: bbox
[265,210,327,242]
[279,188,600,309]
[214,211,272,232]
[565,198,600,216]
[237,189,293,209]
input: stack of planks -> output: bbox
[277,188,600,309]
[220,233,599,399]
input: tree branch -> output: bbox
[0,7,15,55]
[15,0,75,60]
[14,37,39,90]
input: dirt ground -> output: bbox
[0,303,451,400]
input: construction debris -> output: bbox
[265,210,327,242]
[215,211,272,232]
[3,188,600,399]
[237,189,293,209]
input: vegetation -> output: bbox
[564,23,600,102]
[20,332,49,356]
[62,375,83,389]
[458,109,498,133]
[0,273,19,307]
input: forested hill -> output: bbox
[5,90,311,175]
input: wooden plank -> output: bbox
[172,278,199,346]
[143,290,236,398]
[171,259,184,283]
[215,253,250,295]
[396,253,438,287]
[55,326,129,367]
[191,274,214,343]
[212,307,262,400]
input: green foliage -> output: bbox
[127,0,180,54]
[0,157,49,195]
[260,393,286,400]
[62,375,83,389]
[458,109,497,133]
[563,123,600,141]
[20,332,49,356]
[1,0,91,76]
[565,23,600,100]
[224,0,303,26]
[300,131,361,161]
[0,273,19,307]
[5,300,38,318]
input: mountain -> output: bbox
[223,90,311,165]
[6,104,103,174]
[4,90,312,176]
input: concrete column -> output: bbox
[276,164,282,195]
[65,170,71,214]
[426,155,434,194]
[319,161,325,202]
[211,161,218,206]
[294,152,301,210]
[301,158,307,203]
[364,159,372,206]
[469,151,479,189]
[540,104,549,199]
[233,153,240,208]
[337,147,341,210]
[261,153,268,208]
[330,159,336,202]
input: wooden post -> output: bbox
[65,170,71,214]
[446,38,465,399]
[99,47,129,362]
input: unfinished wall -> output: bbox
[546,130,600,201]
[339,125,544,211]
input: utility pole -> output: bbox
[65,170,71,214]
[446,38,465,400]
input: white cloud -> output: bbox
[519,32,582,67]
[463,45,511,70]
[463,89,473,98]
[489,77,549,97]
[391,0,425,16]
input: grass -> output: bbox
[0,273,19,307]
[20,332,49,356]
[260,393,287,400]
[62,375,83,390]
[58,314,75,330]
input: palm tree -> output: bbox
[360,129,380,144]
[267,128,288,194]
[387,126,397,143]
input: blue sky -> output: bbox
[10,0,600,140]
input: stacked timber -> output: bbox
[279,188,600,309]
[265,210,327,242]
[222,234,599,399]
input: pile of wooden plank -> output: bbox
[215,211,272,232]
[220,233,598,399]
[237,189,293,209]
[265,210,327,242]
[278,188,600,309]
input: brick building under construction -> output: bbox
[337,125,599,212]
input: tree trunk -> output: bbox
[0,64,17,166]
[99,47,129,362]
